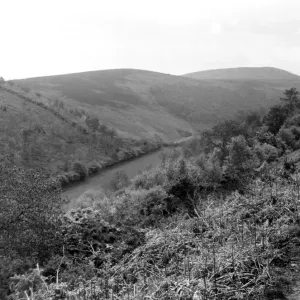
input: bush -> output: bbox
[196,148,222,189]
[279,127,299,150]
[108,170,130,191]
[254,143,279,163]
[223,135,260,189]
[61,207,145,263]
[0,164,64,262]
[72,162,87,180]
[113,186,168,226]
[85,116,99,131]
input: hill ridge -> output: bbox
[14,67,300,142]
[184,66,300,81]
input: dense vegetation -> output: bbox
[2,88,300,299]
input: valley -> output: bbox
[2,67,300,300]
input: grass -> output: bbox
[0,83,161,183]
[14,68,300,141]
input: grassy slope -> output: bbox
[15,68,300,140]
[0,83,160,182]
[184,66,300,81]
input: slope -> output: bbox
[0,83,160,183]
[184,66,300,81]
[15,68,300,140]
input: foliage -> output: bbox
[223,135,260,189]
[280,87,300,113]
[108,170,130,191]
[61,208,145,263]
[112,186,169,227]
[254,142,279,163]
[200,120,245,163]
[0,163,65,299]
[196,148,223,189]
[0,163,64,262]
[85,116,99,132]
[5,88,300,300]
[263,104,289,134]
[72,162,88,180]
[9,168,300,300]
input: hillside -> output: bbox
[0,83,160,184]
[184,66,300,81]
[4,86,300,299]
[15,68,300,140]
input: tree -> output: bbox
[223,135,259,189]
[72,162,87,180]
[0,163,64,262]
[263,105,288,134]
[280,87,300,113]
[85,116,99,132]
[108,170,130,191]
[200,120,245,163]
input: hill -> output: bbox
[14,68,300,141]
[184,66,300,81]
[0,83,160,184]
[4,86,300,298]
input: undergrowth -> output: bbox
[6,161,300,300]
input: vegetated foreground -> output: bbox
[2,88,300,299]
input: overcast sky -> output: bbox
[2,0,300,79]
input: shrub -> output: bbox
[196,148,222,189]
[85,116,99,131]
[285,114,300,127]
[113,186,168,226]
[108,170,130,191]
[254,143,279,163]
[0,163,64,262]
[61,207,145,263]
[72,162,87,180]
[279,127,299,150]
[223,135,260,189]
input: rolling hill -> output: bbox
[0,83,161,183]
[184,66,300,81]
[14,67,300,142]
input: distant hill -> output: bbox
[14,67,300,141]
[184,67,300,81]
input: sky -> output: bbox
[1,0,300,79]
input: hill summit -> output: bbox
[184,67,300,81]
[14,67,300,142]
